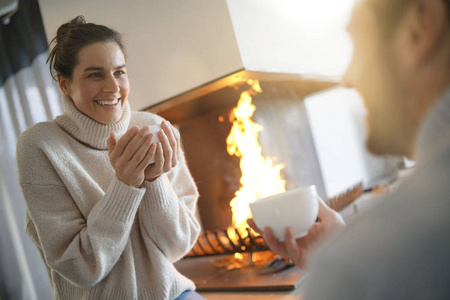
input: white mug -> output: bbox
[116,124,161,163]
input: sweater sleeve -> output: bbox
[17,134,145,288]
[138,153,201,262]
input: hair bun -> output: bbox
[70,15,86,25]
[55,15,86,43]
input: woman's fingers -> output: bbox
[107,121,182,187]
[130,133,154,169]
[158,127,173,172]
[108,126,159,188]
[173,126,181,165]
[121,126,151,161]
[160,120,181,168]
[141,120,182,182]
[153,143,164,169]
[143,143,164,181]
[112,126,139,158]
[162,121,175,147]
[164,121,181,166]
[137,142,157,171]
[107,131,117,155]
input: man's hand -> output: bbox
[248,197,345,269]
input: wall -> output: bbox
[227,0,354,77]
[38,0,243,110]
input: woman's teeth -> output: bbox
[97,98,119,105]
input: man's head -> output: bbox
[343,0,450,158]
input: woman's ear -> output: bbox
[57,74,69,96]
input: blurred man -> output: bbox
[250,0,450,298]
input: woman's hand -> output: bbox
[107,126,157,188]
[247,197,345,269]
[144,120,181,181]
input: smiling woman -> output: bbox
[48,16,129,125]
[16,16,204,300]
[58,42,129,124]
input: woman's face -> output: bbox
[59,42,130,124]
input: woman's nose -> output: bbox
[103,75,120,93]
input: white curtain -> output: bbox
[0,52,61,300]
[1,0,62,298]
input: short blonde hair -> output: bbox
[369,0,450,37]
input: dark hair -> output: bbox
[446,0,450,17]
[47,16,126,81]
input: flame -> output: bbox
[226,79,286,243]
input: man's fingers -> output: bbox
[247,218,262,235]
[263,227,287,254]
[307,222,322,237]
[285,227,302,263]
[317,196,337,220]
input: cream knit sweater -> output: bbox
[16,98,201,300]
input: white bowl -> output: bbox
[249,185,319,242]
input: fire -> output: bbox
[226,79,286,244]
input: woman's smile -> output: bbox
[95,97,121,108]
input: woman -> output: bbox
[16,16,204,300]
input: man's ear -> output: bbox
[399,0,447,67]
[57,74,69,96]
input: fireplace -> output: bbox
[145,69,362,291]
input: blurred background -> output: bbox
[0,0,407,299]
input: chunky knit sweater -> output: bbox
[16,98,201,300]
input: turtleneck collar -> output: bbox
[55,97,131,150]
[415,86,450,164]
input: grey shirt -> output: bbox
[302,87,450,300]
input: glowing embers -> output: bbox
[186,228,267,257]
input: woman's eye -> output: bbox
[88,73,102,78]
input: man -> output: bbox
[249,0,450,298]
